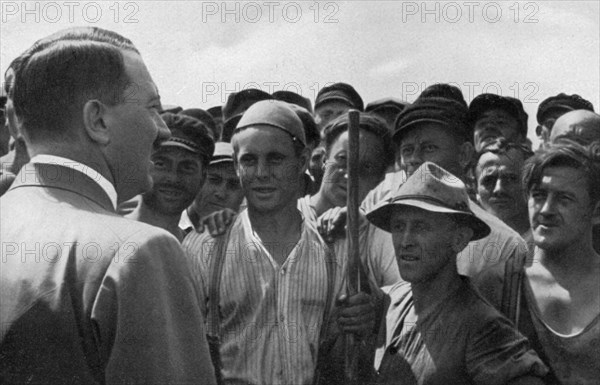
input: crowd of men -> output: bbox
[1,27,599,385]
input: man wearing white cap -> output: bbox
[366,162,547,385]
[183,100,375,384]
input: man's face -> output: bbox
[476,149,527,224]
[390,206,461,283]
[315,101,351,130]
[103,50,170,202]
[321,129,386,206]
[473,108,522,151]
[537,109,567,147]
[194,161,243,218]
[309,146,326,186]
[529,166,595,252]
[398,123,463,178]
[143,146,206,216]
[233,126,307,215]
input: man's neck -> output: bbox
[247,203,303,239]
[130,201,184,242]
[538,237,599,277]
[411,263,462,315]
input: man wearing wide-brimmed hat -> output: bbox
[366,162,547,385]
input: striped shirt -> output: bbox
[183,209,341,385]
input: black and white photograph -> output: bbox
[1,1,599,384]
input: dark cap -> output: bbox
[315,82,364,111]
[207,106,223,120]
[220,114,243,142]
[180,108,217,138]
[418,84,467,108]
[272,90,313,113]
[287,104,320,148]
[393,93,470,144]
[222,89,272,121]
[469,94,529,137]
[159,112,215,159]
[537,93,595,124]
[366,97,410,114]
[235,100,306,146]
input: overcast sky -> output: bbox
[1,1,599,147]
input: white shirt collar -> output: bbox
[30,154,118,210]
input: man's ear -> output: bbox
[452,225,473,253]
[82,100,110,145]
[458,141,475,171]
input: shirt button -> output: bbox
[280,314,285,322]
[281,268,286,275]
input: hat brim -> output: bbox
[366,199,490,241]
[393,118,451,142]
[315,96,354,110]
[159,141,203,154]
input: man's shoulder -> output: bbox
[469,201,526,247]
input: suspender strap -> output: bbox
[501,248,526,325]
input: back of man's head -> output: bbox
[12,27,139,143]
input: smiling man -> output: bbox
[127,112,214,241]
[183,100,375,385]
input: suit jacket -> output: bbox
[0,163,217,384]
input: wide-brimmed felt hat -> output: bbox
[366,162,490,240]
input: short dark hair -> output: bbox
[12,27,139,142]
[323,112,394,175]
[522,138,600,205]
[474,137,534,175]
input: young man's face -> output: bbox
[473,109,522,151]
[143,146,206,216]
[194,161,243,218]
[315,101,351,130]
[233,125,307,215]
[476,149,527,225]
[529,166,595,252]
[321,129,386,207]
[398,123,464,179]
[390,206,464,283]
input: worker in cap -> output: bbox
[366,162,547,385]
[468,94,529,151]
[536,93,595,148]
[183,99,377,384]
[126,112,214,242]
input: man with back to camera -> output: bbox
[126,112,214,241]
[0,27,216,384]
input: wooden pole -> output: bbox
[344,109,361,383]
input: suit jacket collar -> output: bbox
[9,163,115,212]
